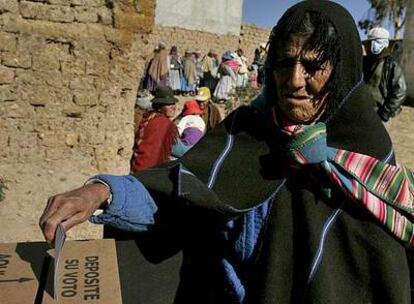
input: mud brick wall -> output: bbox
[0,0,158,242]
[239,23,271,63]
[0,0,155,174]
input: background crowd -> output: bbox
[142,43,267,103]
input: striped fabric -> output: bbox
[284,122,414,247]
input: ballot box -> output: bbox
[0,239,182,304]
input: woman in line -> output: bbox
[213,51,240,102]
[145,42,169,92]
[181,50,198,96]
[167,46,183,95]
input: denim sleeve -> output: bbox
[89,175,158,232]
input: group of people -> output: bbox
[41,1,414,303]
[130,86,223,173]
[143,44,257,103]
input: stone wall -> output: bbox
[239,23,271,63]
[1,0,156,172]
[0,0,271,242]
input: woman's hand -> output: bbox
[39,183,110,243]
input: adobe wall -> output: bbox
[0,0,157,241]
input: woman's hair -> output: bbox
[265,10,341,120]
[152,103,164,112]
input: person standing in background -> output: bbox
[145,42,169,92]
[168,46,183,95]
[213,51,239,102]
[194,50,204,90]
[363,27,407,122]
[181,50,198,96]
[201,49,219,94]
[236,48,249,89]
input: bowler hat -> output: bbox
[151,86,178,105]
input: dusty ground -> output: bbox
[0,103,413,244]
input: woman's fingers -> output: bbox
[40,196,84,242]
[39,184,111,242]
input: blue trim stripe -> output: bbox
[180,168,195,176]
[383,148,394,164]
[308,208,343,283]
[207,134,235,189]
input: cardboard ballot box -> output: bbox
[0,239,182,304]
[0,239,122,304]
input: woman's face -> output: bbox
[160,104,176,119]
[272,34,333,124]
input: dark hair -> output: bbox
[152,103,167,112]
[265,10,341,120]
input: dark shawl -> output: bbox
[133,1,410,303]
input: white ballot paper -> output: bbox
[54,223,66,301]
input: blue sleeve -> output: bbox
[89,175,158,232]
[171,139,193,158]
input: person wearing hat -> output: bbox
[195,86,223,131]
[201,49,219,93]
[130,86,178,172]
[363,26,407,122]
[171,100,206,158]
[213,51,239,102]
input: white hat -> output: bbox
[367,27,390,40]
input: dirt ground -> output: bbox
[0,104,413,244]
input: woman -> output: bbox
[145,42,169,92]
[181,50,198,96]
[201,49,219,93]
[130,86,178,173]
[40,1,413,303]
[172,100,206,157]
[213,51,239,102]
[167,45,182,94]
[236,48,249,89]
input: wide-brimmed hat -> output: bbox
[195,87,211,102]
[151,86,178,105]
[182,100,203,116]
